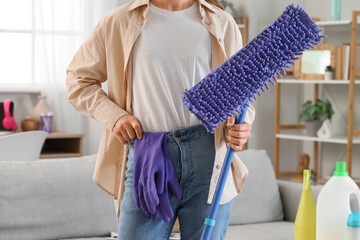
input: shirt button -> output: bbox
[216,164,221,169]
[218,38,222,43]
[175,132,181,138]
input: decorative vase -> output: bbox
[317,119,332,138]
[21,117,38,131]
[331,0,342,21]
[29,95,52,129]
[324,71,333,80]
[305,120,322,136]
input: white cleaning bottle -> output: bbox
[347,212,360,240]
[316,162,360,240]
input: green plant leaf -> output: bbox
[299,99,334,122]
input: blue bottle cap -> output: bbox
[348,212,360,228]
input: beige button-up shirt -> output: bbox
[66,0,255,221]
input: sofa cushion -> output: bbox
[60,238,108,240]
[229,149,283,225]
[0,155,117,240]
[277,180,323,222]
[60,238,109,240]
[226,221,294,240]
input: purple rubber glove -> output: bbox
[133,132,181,222]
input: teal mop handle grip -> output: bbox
[200,101,249,240]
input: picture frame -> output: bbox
[284,18,320,76]
[293,43,336,80]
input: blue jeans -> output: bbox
[117,124,233,240]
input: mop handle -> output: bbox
[200,102,249,240]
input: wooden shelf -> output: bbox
[274,11,360,180]
[0,84,41,93]
[237,23,244,29]
[0,131,13,136]
[40,152,83,158]
[278,79,360,84]
[40,132,84,158]
[276,133,360,144]
[45,132,84,139]
[317,20,360,26]
[234,16,248,45]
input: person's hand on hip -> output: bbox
[227,116,252,152]
[113,115,143,144]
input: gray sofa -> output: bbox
[0,150,322,240]
[226,150,323,240]
[0,155,118,240]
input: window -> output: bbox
[0,0,85,85]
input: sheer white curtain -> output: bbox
[35,0,121,135]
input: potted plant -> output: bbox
[220,0,237,16]
[299,99,334,136]
[324,65,333,80]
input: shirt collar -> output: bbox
[129,0,148,11]
[197,0,216,13]
[129,0,216,13]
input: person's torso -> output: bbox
[131,2,212,132]
[84,0,246,208]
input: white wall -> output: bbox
[305,0,360,21]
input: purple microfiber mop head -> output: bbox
[182,4,325,133]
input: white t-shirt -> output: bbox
[132,1,212,132]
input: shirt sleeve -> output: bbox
[66,16,128,132]
[223,15,243,59]
[231,16,243,53]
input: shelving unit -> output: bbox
[237,23,244,28]
[0,84,41,93]
[316,19,360,26]
[234,16,248,45]
[40,132,84,158]
[277,79,360,84]
[276,133,360,145]
[274,12,360,180]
